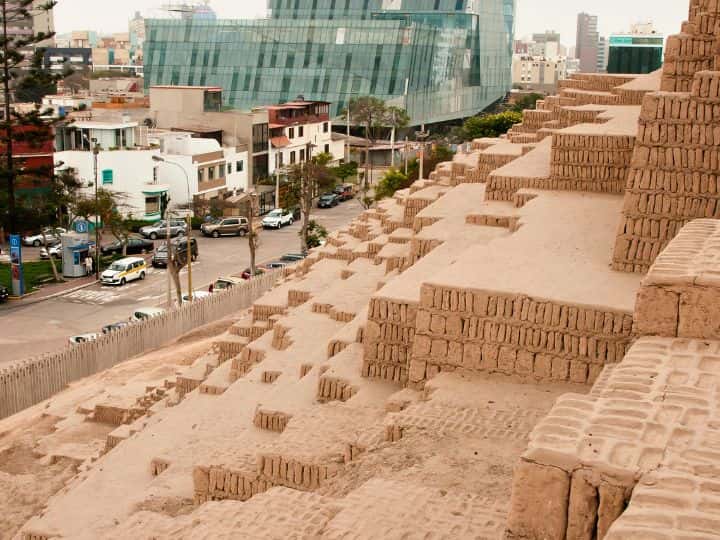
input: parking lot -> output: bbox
[0,199,364,364]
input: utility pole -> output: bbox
[404,137,409,175]
[345,107,350,163]
[92,139,100,280]
[390,109,396,168]
[274,168,280,209]
[416,125,429,181]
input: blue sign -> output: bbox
[75,220,88,234]
[9,234,24,296]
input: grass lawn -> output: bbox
[0,253,132,294]
[0,260,61,293]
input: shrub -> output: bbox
[375,168,409,201]
[460,111,523,140]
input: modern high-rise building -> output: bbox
[576,12,599,73]
[596,35,608,73]
[144,0,516,125]
[607,23,664,74]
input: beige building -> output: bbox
[512,55,568,92]
[32,0,54,46]
[149,85,270,184]
[70,30,91,48]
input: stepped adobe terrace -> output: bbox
[2,1,720,537]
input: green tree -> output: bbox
[374,168,409,201]
[511,93,544,113]
[460,111,523,140]
[72,188,131,255]
[342,97,409,190]
[283,149,336,253]
[330,161,358,183]
[0,0,57,234]
[15,49,67,103]
[303,220,328,249]
[406,144,456,183]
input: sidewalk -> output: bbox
[4,274,99,308]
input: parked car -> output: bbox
[201,217,249,238]
[101,237,154,256]
[68,333,100,345]
[262,209,294,229]
[40,243,63,260]
[22,227,66,247]
[265,261,287,271]
[241,266,267,280]
[139,220,187,240]
[213,276,243,291]
[101,256,147,286]
[130,307,166,322]
[280,252,307,262]
[0,285,9,303]
[333,184,354,201]
[152,237,199,268]
[182,291,212,303]
[318,193,340,208]
[102,321,130,334]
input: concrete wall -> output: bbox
[57,149,162,219]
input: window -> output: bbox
[102,169,113,185]
[288,127,295,139]
[299,126,304,137]
[300,148,305,162]
[219,163,226,177]
[323,122,328,133]
[208,166,215,180]
[252,123,269,154]
[324,144,330,154]
[290,151,296,164]
[145,196,160,214]
[236,160,244,172]
[198,168,204,182]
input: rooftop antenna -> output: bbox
[160,1,208,19]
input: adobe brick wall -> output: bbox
[613,73,720,272]
[407,284,633,387]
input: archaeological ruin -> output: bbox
[2,0,720,538]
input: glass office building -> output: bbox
[607,34,664,75]
[145,0,516,125]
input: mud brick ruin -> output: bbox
[3,1,720,538]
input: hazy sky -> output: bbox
[54,0,690,46]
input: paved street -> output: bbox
[0,200,363,364]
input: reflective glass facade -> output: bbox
[145,0,515,124]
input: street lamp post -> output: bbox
[415,126,429,181]
[152,156,193,303]
[92,139,100,280]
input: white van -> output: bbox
[101,257,147,286]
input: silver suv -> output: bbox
[139,220,187,240]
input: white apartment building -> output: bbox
[512,55,568,93]
[266,100,344,177]
[55,121,249,220]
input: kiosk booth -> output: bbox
[61,233,93,278]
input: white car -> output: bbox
[182,291,212,303]
[68,333,100,345]
[101,257,147,286]
[262,209,294,229]
[40,243,63,259]
[22,227,66,247]
[130,307,166,322]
